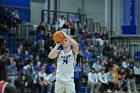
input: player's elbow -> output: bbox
[75,43,79,48]
[48,53,53,59]
[48,53,57,59]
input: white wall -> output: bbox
[58,0,105,25]
[84,0,105,26]
[58,0,82,13]
[30,2,44,25]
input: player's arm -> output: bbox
[61,31,79,57]
[48,43,61,59]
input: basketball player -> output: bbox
[0,60,17,93]
[48,31,79,93]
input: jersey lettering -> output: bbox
[61,55,71,64]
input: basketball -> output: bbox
[53,31,65,43]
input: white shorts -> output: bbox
[55,80,76,93]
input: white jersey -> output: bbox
[56,50,76,82]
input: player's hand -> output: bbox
[55,42,61,46]
[61,31,68,38]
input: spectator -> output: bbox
[23,50,29,62]
[15,48,22,63]
[58,15,66,29]
[88,68,101,93]
[121,47,131,59]
[107,68,119,93]
[8,60,18,86]
[126,68,137,93]
[33,68,42,93]
[122,58,130,69]
[82,49,92,63]
[95,28,104,46]
[36,22,46,34]
[83,61,91,76]
[17,67,30,93]
[79,42,87,53]
[82,61,90,86]
[38,66,48,93]
[46,70,56,93]
[11,9,20,27]
[133,62,140,83]
[35,30,46,51]
[98,69,108,93]
[92,60,102,72]
[74,62,81,93]
[24,62,35,93]
[33,61,41,71]
[118,67,126,91]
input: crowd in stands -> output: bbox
[0,7,140,93]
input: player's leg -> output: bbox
[55,81,65,93]
[65,82,76,93]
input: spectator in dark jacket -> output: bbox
[126,68,137,93]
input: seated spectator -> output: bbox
[106,57,115,68]
[107,68,119,93]
[82,61,91,86]
[88,68,101,93]
[25,61,35,78]
[38,66,49,93]
[36,22,46,34]
[133,62,140,83]
[122,58,130,69]
[15,48,22,63]
[112,65,120,89]
[23,50,29,62]
[92,60,102,72]
[33,61,41,71]
[94,29,104,46]
[103,44,113,57]
[83,61,91,76]
[121,47,131,59]
[100,61,107,70]
[8,60,18,86]
[17,67,34,93]
[82,49,93,63]
[79,42,87,53]
[24,62,35,92]
[118,67,126,91]
[82,31,91,39]
[89,45,98,59]
[33,68,41,93]
[98,69,108,93]
[46,69,56,93]
[126,68,137,93]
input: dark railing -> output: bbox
[41,10,81,24]
[87,18,94,32]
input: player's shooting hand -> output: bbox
[61,31,68,38]
[55,42,61,46]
